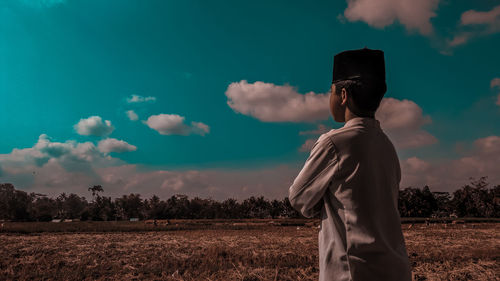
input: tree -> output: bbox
[63,194,88,219]
[144,195,167,219]
[491,185,500,217]
[0,183,32,221]
[270,199,283,219]
[188,197,216,219]
[452,177,495,217]
[398,186,437,217]
[241,196,271,218]
[115,194,144,220]
[220,198,241,219]
[165,194,190,219]
[88,185,104,202]
[281,197,301,218]
[432,191,452,217]
[30,195,57,221]
[1,181,499,221]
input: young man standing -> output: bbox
[288,48,412,281]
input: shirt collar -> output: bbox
[343,117,381,129]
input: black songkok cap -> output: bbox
[332,48,385,84]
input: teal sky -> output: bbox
[1,0,499,199]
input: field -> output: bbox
[0,221,498,281]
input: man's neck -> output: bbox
[344,108,374,122]
[345,101,375,122]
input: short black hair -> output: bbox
[334,79,387,115]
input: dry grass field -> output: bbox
[0,222,498,281]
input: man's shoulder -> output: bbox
[311,132,335,152]
[321,126,359,145]
[320,125,389,152]
[322,123,398,157]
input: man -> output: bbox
[288,48,412,281]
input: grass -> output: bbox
[2,218,497,234]
[0,221,498,280]
[0,219,316,233]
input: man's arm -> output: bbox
[288,134,338,218]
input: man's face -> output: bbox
[330,83,346,122]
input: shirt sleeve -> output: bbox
[288,134,338,218]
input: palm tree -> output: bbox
[88,185,104,202]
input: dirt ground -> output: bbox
[0,223,498,280]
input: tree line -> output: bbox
[0,177,498,221]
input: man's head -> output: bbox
[330,48,387,122]
[329,79,387,122]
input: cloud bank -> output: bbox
[1,131,499,200]
[0,135,297,200]
[401,135,500,191]
[1,134,498,200]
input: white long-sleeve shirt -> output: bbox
[289,117,411,281]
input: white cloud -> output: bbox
[97,138,137,154]
[401,135,500,191]
[460,5,500,29]
[0,134,122,176]
[126,94,156,103]
[35,134,72,158]
[0,134,128,196]
[126,110,139,121]
[100,164,299,200]
[299,124,331,135]
[74,116,114,137]
[376,98,431,130]
[404,156,431,173]
[447,5,500,48]
[491,78,500,89]
[0,135,299,200]
[299,138,318,152]
[2,134,499,199]
[291,97,435,151]
[225,80,330,122]
[376,98,437,149]
[144,114,210,136]
[190,121,210,136]
[298,125,331,152]
[447,33,471,47]
[92,164,301,200]
[491,78,500,106]
[342,0,440,35]
[145,114,188,135]
[296,98,436,151]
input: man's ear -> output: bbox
[340,88,348,106]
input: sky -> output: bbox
[0,0,499,200]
